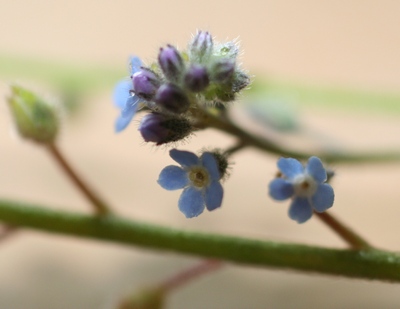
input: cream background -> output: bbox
[0,1,400,308]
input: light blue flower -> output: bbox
[158,149,224,218]
[113,56,143,132]
[269,156,334,223]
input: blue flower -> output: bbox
[113,56,143,132]
[269,156,334,223]
[158,149,224,218]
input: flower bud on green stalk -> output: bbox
[117,287,165,309]
[7,85,59,144]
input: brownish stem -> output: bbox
[46,143,112,216]
[315,211,372,250]
[159,259,223,292]
[0,225,19,243]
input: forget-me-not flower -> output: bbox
[113,56,142,132]
[269,156,334,223]
[158,149,224,218]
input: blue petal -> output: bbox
[277,157,304,179]
[311,183,334,212]
[114,97,139,132]
[205,181,223,211]
[115,112,135,133]
[288,197,313,223]
[121,95,140,117]
[130,56,142,74]
[157,166,189,190]
[178,187,205,218]
[269,178,294,200]
[170,149,199,167]
[113,80,131,108]
[201,152,220,181]
[306,156,327,183]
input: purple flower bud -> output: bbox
[210,59,235,83]
[158,45,185,82]
[189,31,213,62]
[138,113,192,145]
[184,64,209,92]
[154,83,190,114]
[132,68,161,100]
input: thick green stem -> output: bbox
[0,199,399,282]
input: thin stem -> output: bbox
[159,259,223,292]
[0,199,400,282]
[223,142,247,157]
[0,225,19,243]
[46,143,112,216]
[205,112,400,164]
[315,211,372,250]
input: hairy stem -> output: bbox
[314,211,372,250]
[0,199,399,282]
[47,144,112,216]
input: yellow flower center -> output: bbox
[188,166,210,188]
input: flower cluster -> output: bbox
[113,31,250,145]
[113,32,335,222]
[269,157,335,223]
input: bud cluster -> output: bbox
[114,31,250,145]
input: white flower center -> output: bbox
[188,166,210,188]
[293,174,317,197]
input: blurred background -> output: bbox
[1,1,400,308]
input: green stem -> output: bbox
[206,112,400,164]
[0,199,399,282]
[47,143,112,216]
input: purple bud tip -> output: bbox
[138,113,192,145]
[184,64,209,92]
[155,83,190,114]
[132,68,160,100]
[158,45,184,82]
[190,31,213,62]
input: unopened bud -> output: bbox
[138,112,192,145]
[184,64,209,92]
[189,31,213,62]
[7,85,59,144]
[117,287,165,309]
[210,59,235,83]
[215,41,239,59]
[154,83,190,114]
[210,150,229,180]
[158,45,185,82]
[132,68,161,100]
[232,70,251,93]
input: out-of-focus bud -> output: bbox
[184,64,209,92]
[132,68,161,100]
[189,30,213,63]
[154,83,190,114]
[138,112,192,145]
[232,70,251,93]
[158,45,185,82]
[117,287,165,309]
[210,59,235,83]
[7,85,59,144]
[215,41,239,59]
[209,150,229,180]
